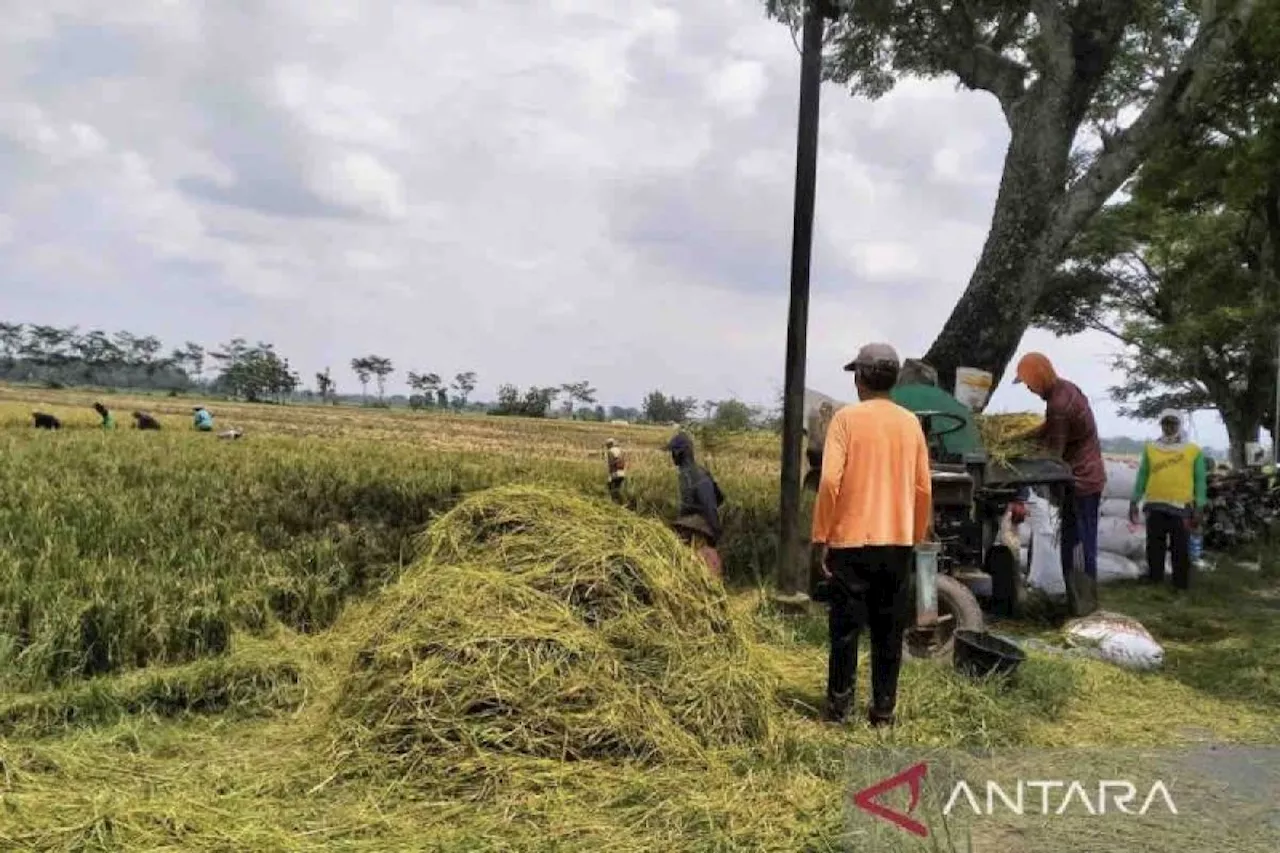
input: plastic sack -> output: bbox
[1103,456,1141,500]
[1064,611,1164,671]
[1096,551,1142,583]
[1098,516,1146,559]
[1100,498,1135,519]
[1025,493,1066,595]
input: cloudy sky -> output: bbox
[0,0,1226,445]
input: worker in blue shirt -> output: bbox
[192,406,214,432]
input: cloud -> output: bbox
[0,0,1219,446]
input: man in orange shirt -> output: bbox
[813,343,932,726]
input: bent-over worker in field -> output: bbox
[604,439,627,504]
[1130,410,1206,591]
[192,406,214,432]
[93,402,116,430]
[812,343,932,727]
[1013,353,1106,587]
[132,411,161,431]
[666,432,726,580]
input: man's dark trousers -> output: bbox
[826,546,913,717]
[1145,508,1191,590]
[1060,492,1102,580]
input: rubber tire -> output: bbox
[908,575,985,660]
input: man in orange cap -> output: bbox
[1013,352,1106,586]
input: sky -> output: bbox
[0,0,1228,447]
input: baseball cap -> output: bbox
[843,342,900,372]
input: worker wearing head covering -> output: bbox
[1014,352,1106,585]
[93,402,116,430]
[812,343,932,728]
[604,438,627,504]
[889,357,983,460]
[1129,410,1206,591]
[666,432,726,580]
[192,406,214,432]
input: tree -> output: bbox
[710,398,761,432]
[560,381,598,418]
[642,390,698,423]
[768,0,1261,393]
[0,323,25,369]
[492,384,556,417]
[452,371,478,409]
[171,342,205,384]
[214,340,300,403]
[350,357,373,402]
[316,368,336,403]
[1034,2,1280,462]
[366,356,394,402]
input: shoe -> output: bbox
[824,689,852,723]
[868,705,895,728]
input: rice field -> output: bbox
[0,385,1278,852]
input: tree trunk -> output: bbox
[924,95,1072,394]
[1225,414,1260,468]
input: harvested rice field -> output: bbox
[1,386,1278,852]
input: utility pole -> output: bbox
[1272,325,1280,465]
[777,0,834,601]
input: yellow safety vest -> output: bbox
[1143,442,1200,507]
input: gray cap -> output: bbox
[843,342,900,372]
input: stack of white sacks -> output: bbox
[1017,457,1148,595]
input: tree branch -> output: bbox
[1030,0,1075,82]
[925,0,1029,111]
[1047,0,1260,255]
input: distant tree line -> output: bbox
[0,320,779,427]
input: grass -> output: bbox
[0,385,1277,851]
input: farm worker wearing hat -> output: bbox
[888,358,983,460]
[1013,353,1106,586]
[812,343,932,727]
[1129,410,1206,591]
[604,439,628,504]
[192,406,214,432]
[666,432,726,579]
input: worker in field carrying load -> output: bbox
[604,439,628,504]
[1013,352,1105,614]
[812,343,932,728]
[666,432,725,580]
[1130,410,1207,592]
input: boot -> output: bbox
[868,701,895,728]
[823,689,853,723]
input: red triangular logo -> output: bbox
[851,761,929,838]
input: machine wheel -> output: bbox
[906,575,985,660]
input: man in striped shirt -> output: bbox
[812,343,933,727]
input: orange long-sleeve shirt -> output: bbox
[811,398,932,548]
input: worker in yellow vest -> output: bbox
[1129,410,1207,591]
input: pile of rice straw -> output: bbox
[329,486,778,785]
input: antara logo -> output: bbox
[852,763,1179,838]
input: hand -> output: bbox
[1129,501,1140,525]
[818,545,831,579]
[1190,507,1203,529]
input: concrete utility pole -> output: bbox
[777,0,836,600]
[1272,325,1280,465]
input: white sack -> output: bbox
[1098,516,1146,559]
[1096,551,1143,583]
[1103,456,1142,500]
[1100,498,1135,519]
[1028,530,1066,595]
[1064,611,1164,671]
